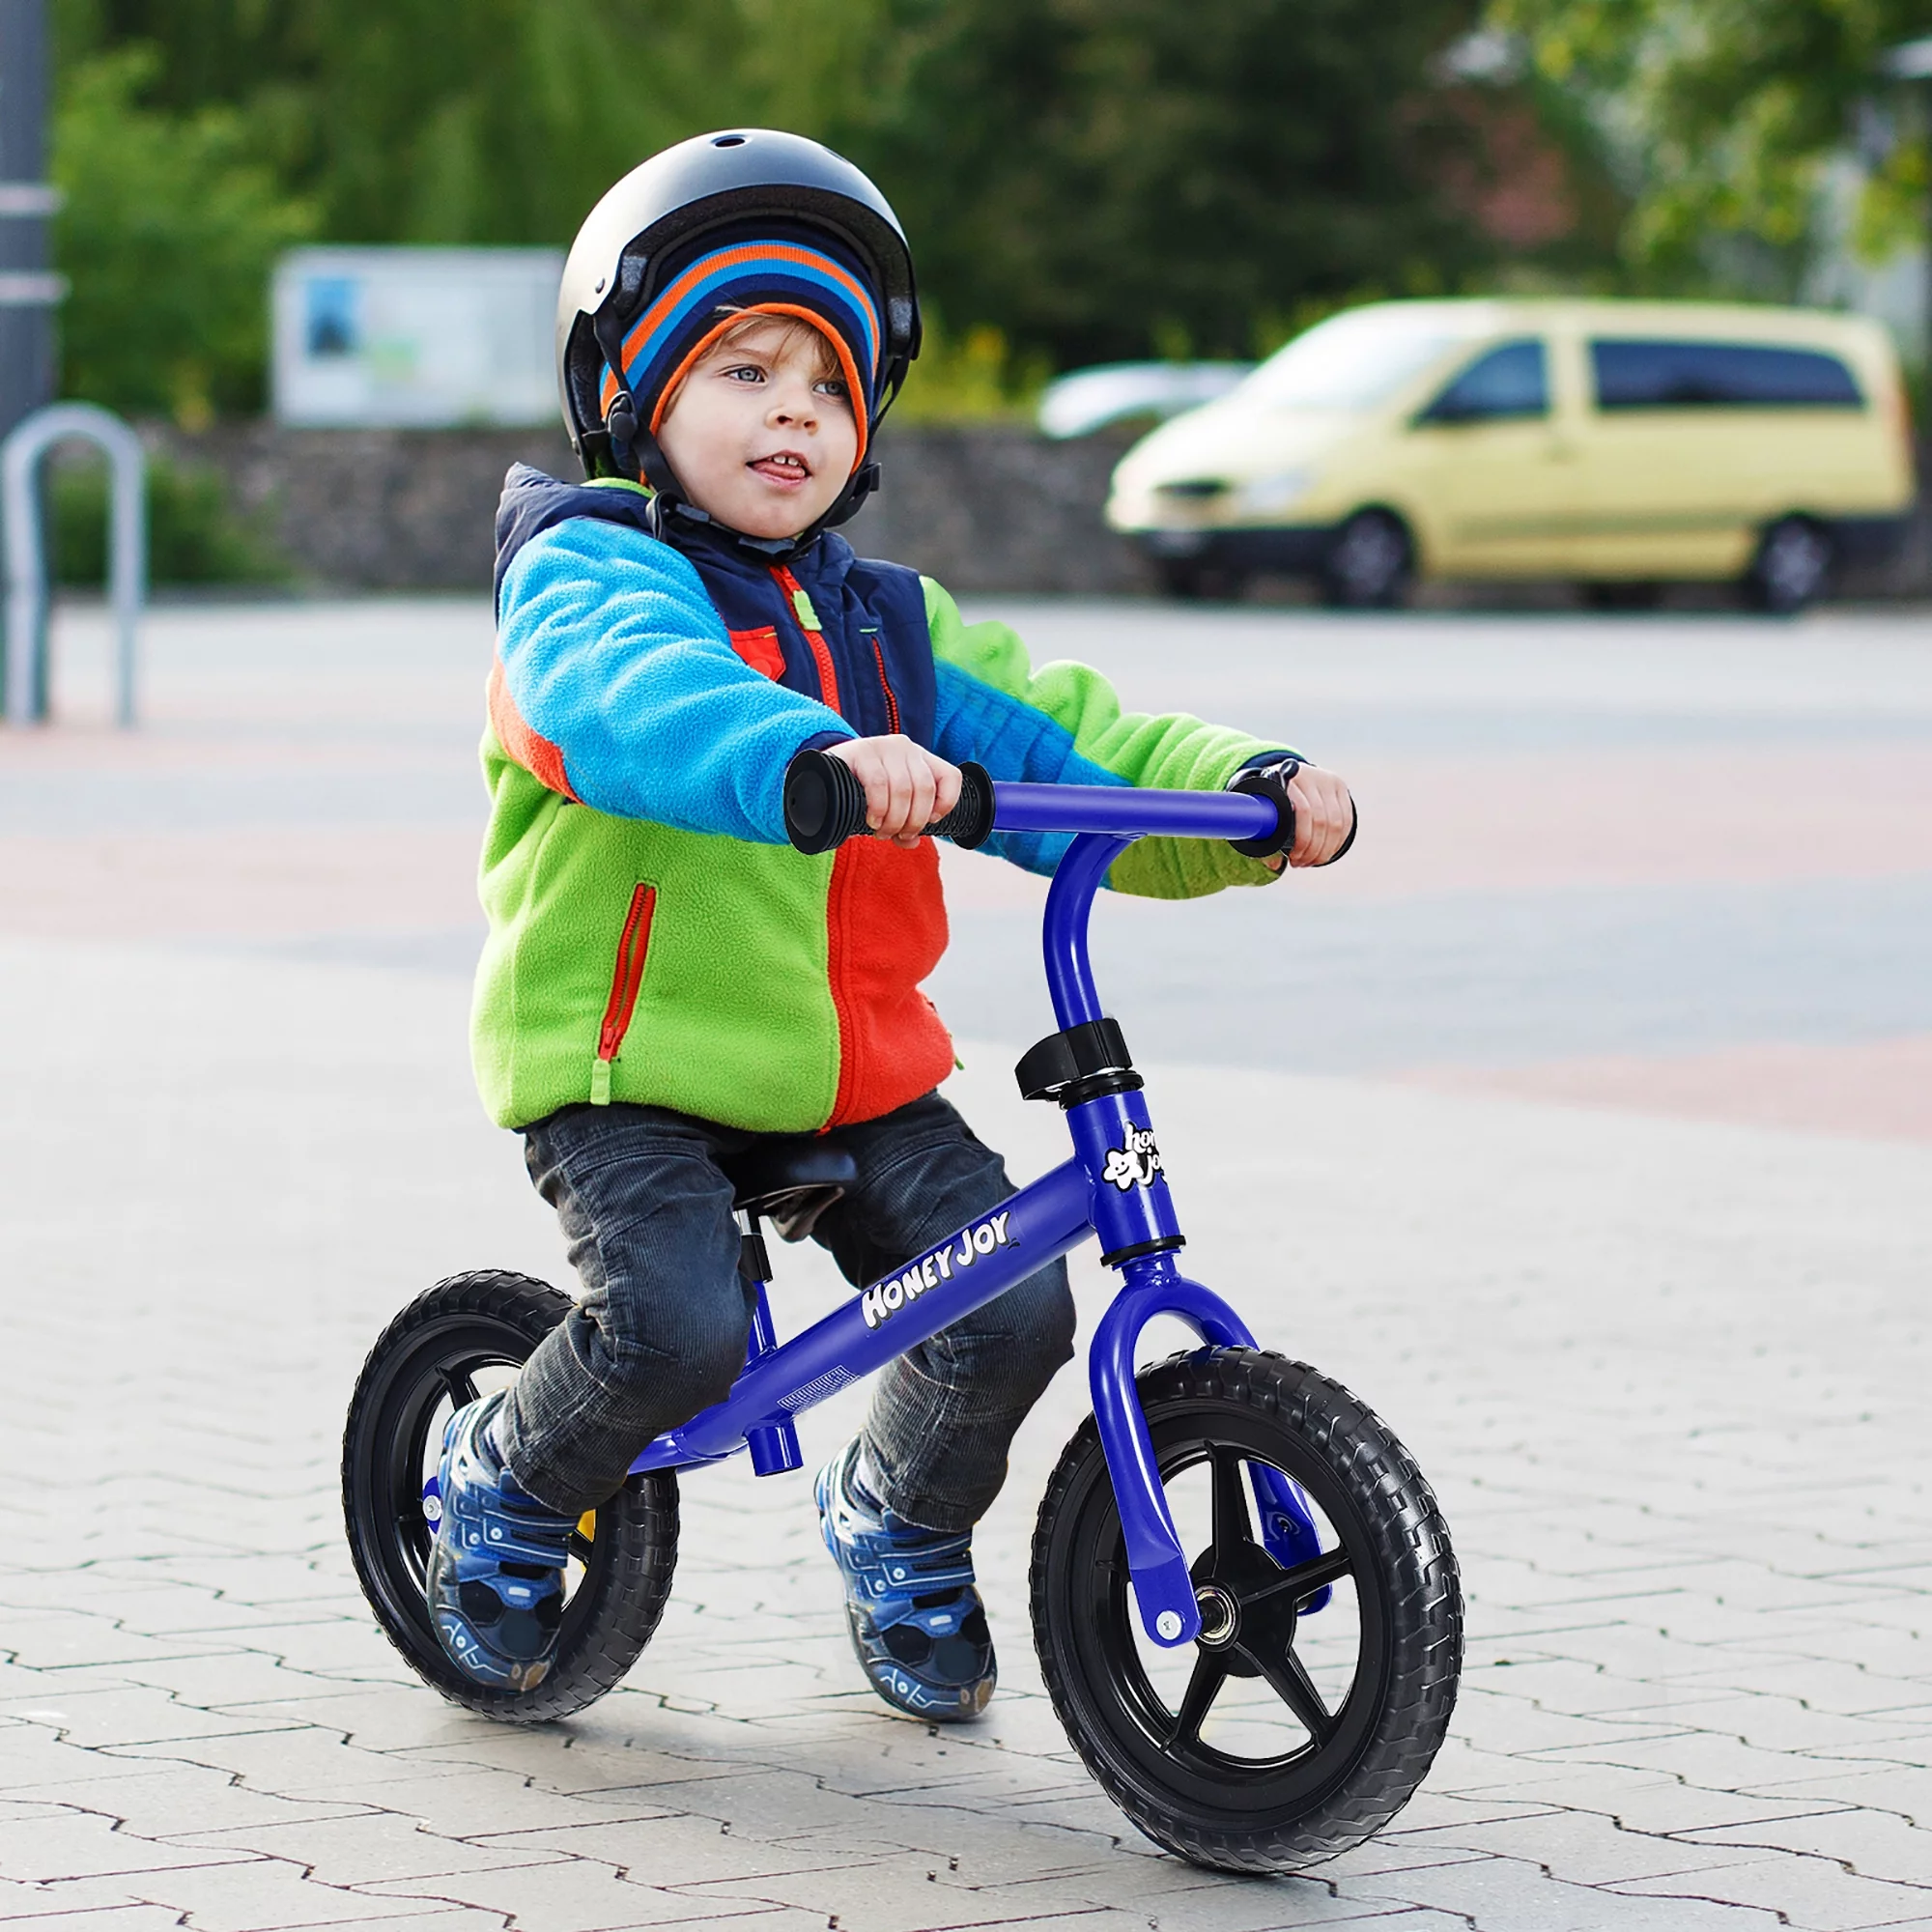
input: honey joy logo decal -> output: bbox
[1102,1125,1163,1192]
[861,1211,1014,1330]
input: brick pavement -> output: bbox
[1,600,1928,1931]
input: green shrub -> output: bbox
[52,451,290,586]
[53,45,316,424]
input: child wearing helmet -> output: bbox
[429,129,1356,1718]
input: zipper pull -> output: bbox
[789,584,820,632]
[590,1057,613,1105]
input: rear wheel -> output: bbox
[1744,516,1833,613]
[342,1270,677,1722]
[1321,511,1413,609]
[1031,1348,1460,1873]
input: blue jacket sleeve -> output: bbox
[495,516,853,842]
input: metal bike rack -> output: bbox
[1,402,145,726]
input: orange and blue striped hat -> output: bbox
[599,222,886,468]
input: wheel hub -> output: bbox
[1194,1584,1237,1648]
[1190,1534,1300,1678]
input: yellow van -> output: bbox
[1106,298,1915,611]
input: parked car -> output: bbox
[1106,298,1916,611]
[1036,361,1253,439]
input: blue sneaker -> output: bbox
[814,1439,995,1720]
[425,1393,575,1691]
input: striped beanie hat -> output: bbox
[599,221,886,469]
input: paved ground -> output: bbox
[1,598,1929,1932]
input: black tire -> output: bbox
[1743,515,1833,613]
[1031,1348,1460,1873]
[1320,510,1413,609]
[342,1270,678,1722]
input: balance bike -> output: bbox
[342,755,1461,1873]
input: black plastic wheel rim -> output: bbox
[348,1314,611,1680]
[1058,1401,1389,1821]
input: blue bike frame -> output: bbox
[627,780,1324,1649]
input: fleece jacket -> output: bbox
[471,464,1293,1133]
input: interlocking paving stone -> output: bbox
[6,602,1931,1929]
[354,1858,826,1928]
[31,1855,520,1931]
[2,1911,198,1931]
[0,1807,261,1883]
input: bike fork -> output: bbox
[1091,1253,1325,1647]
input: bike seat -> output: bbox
[720,1140,859,1242]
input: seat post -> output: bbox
[738,1210,804,1476]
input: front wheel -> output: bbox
[342,1270,678,1722]
[1031,1349,1460,1873]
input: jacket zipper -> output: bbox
[770,564,841,714]
[867,633,901,734]
[591,883,657,1104]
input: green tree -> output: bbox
[1489,0,1932,293]
[52,44,315,420]
[51,0,1504,408]
[56,0,891,247]
[842,0,1492,369]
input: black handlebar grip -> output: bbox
[1226,758,1359,866]
[783,748,870,854]
[784,751,998,854]
[923,761,995,849]
[1226,759,1298,858]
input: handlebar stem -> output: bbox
[1041,832,1134,1032]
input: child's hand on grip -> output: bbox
[827,736,963,847]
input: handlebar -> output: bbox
[782,748,1311,859]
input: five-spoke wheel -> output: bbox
[1031,1348,1460,1872]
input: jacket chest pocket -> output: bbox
[729,626,786,681]
[591,882,657,1104]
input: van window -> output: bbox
[1241,311,1468,412]
[1591,339,1862,411]
[1416,339,1548,423]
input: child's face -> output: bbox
[655,319,859,540]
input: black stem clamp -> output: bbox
[1016,1016,1142,1108]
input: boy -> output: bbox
[430,129,1353,1718]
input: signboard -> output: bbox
[271,246,563,428]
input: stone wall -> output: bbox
[146,418,1930,601]
[149,420,1150,596]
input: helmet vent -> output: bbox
[712,133,747,148]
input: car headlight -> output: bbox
[1236,469,1315,516]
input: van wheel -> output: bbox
[1744,517,1833,614]
[1321,512,1412,610]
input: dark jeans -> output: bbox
[497,1092,1076,1528]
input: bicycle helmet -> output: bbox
[556,128,921,540]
